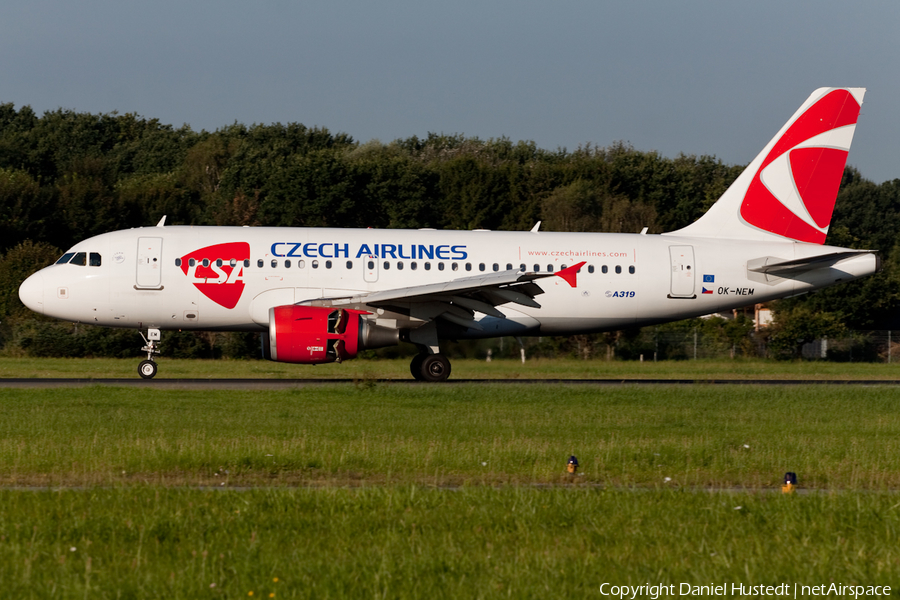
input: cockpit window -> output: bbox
[70,252,87,266]
[56,253,75,265]
[89,253,101,267]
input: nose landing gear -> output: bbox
[138,328,161,379]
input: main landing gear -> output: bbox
[405,322,451,382]
[138,328,161,379]
[410,353,451,382]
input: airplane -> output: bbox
[17,87,878,381]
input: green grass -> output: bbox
[1,384,899,489]
[3,356,900,380]
[1,488,898,598]
[3,383,900,595]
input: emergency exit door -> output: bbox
[363,255,379,283]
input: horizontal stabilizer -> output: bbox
[747,250,875,275]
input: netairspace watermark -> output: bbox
[598,583,892,599]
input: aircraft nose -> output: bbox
[18,272,44,315]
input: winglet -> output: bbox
[556,261,586,288]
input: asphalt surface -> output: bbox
[2,378,900,388]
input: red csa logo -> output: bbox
[179,242,250,309]
[740,89,861,244]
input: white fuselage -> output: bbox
[19,226,879,337]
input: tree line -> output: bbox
[1,103,898,359]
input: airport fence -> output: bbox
[525,329,900,362]
[6,318,900,363]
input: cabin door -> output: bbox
[669,245,695,298]
[136,237,163,289]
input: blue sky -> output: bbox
[2,1,898,182]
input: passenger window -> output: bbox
[451,263,458,271]
[383,261,390,270]
[397,262,404,270]
[506,264,513,271]
[257,259,264,268]
[492,264,499,272]
[271,259,278,268]
[216,259,223,267]
[588,265,595,274]
[615,265,622,274]
[71,252,87,266]
[602,265,608,274]
[479,263,485,272]
[190,258,197,267]
[56,252,75,265]
[629,266,635,274]
[533,264,540,272]
[424,263,431,271]
[465,263,472,271]
[89,253,101,267]
[561,264,568,270]
[175,258,182,267]
[346,261,353,269]
[244,259,250,268]
[547,265,554,273]
[367,260,375,270]
[438,263,445,271]
[411,262,417,271]
[298,260,305,268]
[312,260,319,269]
[325,260,332,269]
[519,264,526,272]
[285,259,291,268]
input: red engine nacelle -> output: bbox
[263,305,399,364]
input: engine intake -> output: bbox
[262,305,399,364]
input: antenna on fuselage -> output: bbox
[156,216,167,227]
[530,221,541,233]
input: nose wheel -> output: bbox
[138,359,158,379]
[138,328,161,379]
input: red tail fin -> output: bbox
[739,89,861,243]
[669,88,865,244]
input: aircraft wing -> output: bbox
[309,262,585,331]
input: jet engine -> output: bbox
[262,305,399,364]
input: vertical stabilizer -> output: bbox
[669,88,865,244]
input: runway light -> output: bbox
[567,455,579,474]
[782,472,797,494]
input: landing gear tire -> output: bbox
[410,354,426,381]
[138,328,161,380]
[138,359,158,380]
[419,354,451,383]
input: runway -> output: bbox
[2,377,900,389]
